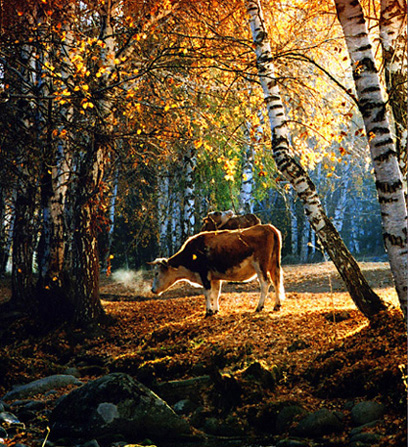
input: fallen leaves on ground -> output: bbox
[0,262,406,447]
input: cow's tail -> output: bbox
[271,227,285,301]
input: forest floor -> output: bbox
[0,261,406,447]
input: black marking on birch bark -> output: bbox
[374,138,394,149]
[370,126,391,136]
[383,232,407,248]
[269,104,284,111]
[355,32,368,38]
[373,107,387,122]
[356,44,372,52]
[373,149,398,163]
[273,135,290,147]
[361,86,381,94]
[266,95,281,102]
[255,31,268,43]
[379,196,399,203]
[376,179,403,193]
[360,102,384,118]
[352,57,377,76]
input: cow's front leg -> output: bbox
[204,280,222,317]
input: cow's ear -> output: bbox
[147,258,168,267]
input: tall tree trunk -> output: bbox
[69,145,106,325]
[183,146,196,238]
[100,167,119,274]
[32,3,74,322]
[11,180,37,312]
[380,0,407,196]
[0,187,15,275]
[332,168,351,233]
[245,0,386,318]
[157,168,170,257]
[300,220,311,263]
[239,121,256,213]
[335,0,408,317]
[170,180,182,252]
[289,190,299,258]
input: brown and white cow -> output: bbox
[149,224,285,316]
[201,210,261,231]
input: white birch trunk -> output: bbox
[240,121,256,213]
[289,191,299,257]
[157,170,170,257]
[335,0,408,317]
[171,184,182,253]
[333,169,351,233]
[183,146,196,238]
[380,0,407,192]
[300,221,311,263]
[245,0,386,318]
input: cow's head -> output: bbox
[148,258,177,295]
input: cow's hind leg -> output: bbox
[255,268,271,312]
[270,260,285,311]
[205,280,222,317]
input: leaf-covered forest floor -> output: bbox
[0,262,406,446]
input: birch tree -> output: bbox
[245,0,386,318]
[183,146,196,238]
[239,122,256,214]
[335,0,408,317]
[380,0,407,194]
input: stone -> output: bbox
[292,408,343,437]
[351,401,384,426]
[276,439,309,447]
[173,399,197,415]
[2,375,81,401]
[349,421,378,436]
[241,361,280,389]
[50,373,194,443]
[275,405,306,433]
[10,400,46,412]
[63,367,81,378]
[350,432,382,445]
[0,412,23,428]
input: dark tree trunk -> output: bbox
[70,196,105,325]
[11,183,37,312]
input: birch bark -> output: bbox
[240,120,256,213]
[380,0,407,194]
[183,146,196,238]
[35,6,71,313]
[245,0,386,318]
[335,0,408,317]
[158,169,170,257]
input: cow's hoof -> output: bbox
[273,304,281,311]
[205,310,215,317]
[255,306,264,312]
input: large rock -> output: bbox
[351,401,384,426]
[2,375,81,401]
[49,373,193,443]
[292,408,343,437]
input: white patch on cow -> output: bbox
[97,402,120,423]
